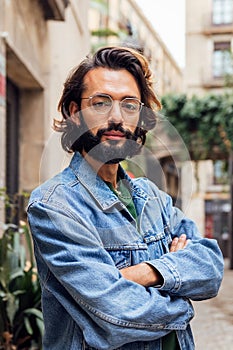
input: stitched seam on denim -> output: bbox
[32,240,51,287]
[81,180,119,211]
[43,281,189,330]
[41,200,84,222]
[161,259,182,292]
[143,232,165,244]
[75,296,188,330]
[70,163,120,210]
[41,180,78,202]
[138,196,148,233]
[104,244,148,250]
[133,177,159,199]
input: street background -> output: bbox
[1,1,233,348]
[191,259,233,349]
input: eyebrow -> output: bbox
[92,93,141,100]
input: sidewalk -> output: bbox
[191,259,233,349]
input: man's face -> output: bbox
[70,67,142,163]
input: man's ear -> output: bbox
[69,101,80,126]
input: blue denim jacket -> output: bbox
[27,152,224,350]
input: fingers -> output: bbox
[170,234,189,252]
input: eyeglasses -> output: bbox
[81,93,144,115]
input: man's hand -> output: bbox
[120,262,163,287]
[169,234,189,252]
[120,234,189,287]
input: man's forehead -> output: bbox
[84,67,132,81]
[82,67,139,94]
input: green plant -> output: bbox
[160,93,233,191]
[0,191,43,350]
[91,28,119,37]
[161,92,233,161]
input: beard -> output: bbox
[77,119,143,164]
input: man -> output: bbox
[27,46,224,350]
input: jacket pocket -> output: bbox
[105,243,149,269]
[107,249,131,269]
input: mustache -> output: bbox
[96,122,137,140]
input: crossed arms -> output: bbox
[120,234,189,287]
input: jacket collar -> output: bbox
[69,152,147,210]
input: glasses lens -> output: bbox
[120,98,141,113]
[91,94,112,114]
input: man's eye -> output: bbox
[93,101,106,107]
[93,100,111,107]
[122,102,138,111]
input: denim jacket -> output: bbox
[27,152,224,350]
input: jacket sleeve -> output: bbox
[27,199,194,349]
[147,190,224,301]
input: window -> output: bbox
[213,41,233,77]
[213,0,233,24]
[213,160,229,184]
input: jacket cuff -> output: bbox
[145,259,181,292]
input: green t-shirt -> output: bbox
[107,179,179,350]
[106,179,137,220]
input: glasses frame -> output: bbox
[81,93,144,115]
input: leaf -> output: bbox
[0,290,6,298]
[0,205,43,348]
[6,293,18,325]
[23,225,35,267]
[9,268,24,281]
[36,318,45,337]
[161,92,233,160]
[24,308,43,320]
[24,315,33,335]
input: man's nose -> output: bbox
[108,100,124,123]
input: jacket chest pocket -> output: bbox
[105,243,150,269]
[104,230,172,269]
[143,227,172,259]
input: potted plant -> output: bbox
[0,190,43,350]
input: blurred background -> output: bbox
[1,0,232,262]
[0,0,233,348]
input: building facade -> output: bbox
[184,0,232,254]
[0,0,90,224]
[89,0,183,97]
[185,0,233,95]
[0,0,186,227]
[89,0,185,204]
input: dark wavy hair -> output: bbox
[54,46,162,153]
